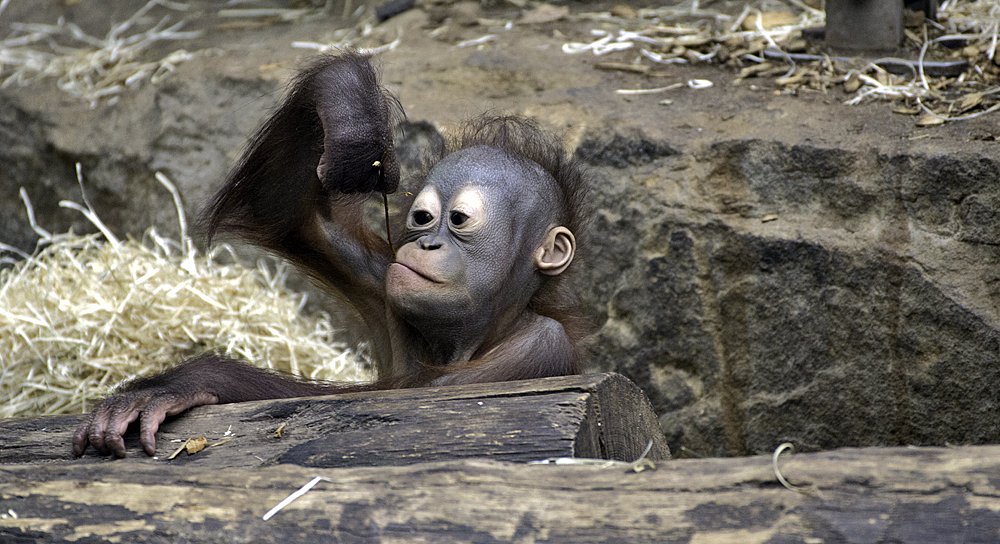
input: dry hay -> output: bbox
[0,168,372,420]
[555,0,1000,124]
[0,0,204,107]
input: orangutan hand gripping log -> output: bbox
[72,52,593,458]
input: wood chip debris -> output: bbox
[0,168,372,420]
[186,436,208,454]
[166,435,225,459]
[520,4,569,25]
[916,112,946,126]
[555,0,1000,123]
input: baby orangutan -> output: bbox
[73,52,593,458]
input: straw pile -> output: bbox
[0,169,372,420]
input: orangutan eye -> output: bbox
[407,186,442,231]
[450,211,469,227]
[414,211,434,226]
[447,187,485,232]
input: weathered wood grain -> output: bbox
[4,446,1000,543]
[0,373,669,468]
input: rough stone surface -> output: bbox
[581,143,1000,456]
[2,0,1000,457]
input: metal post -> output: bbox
[825,0,903,53]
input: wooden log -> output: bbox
[3,445,1000,543]
[0,373,669,468]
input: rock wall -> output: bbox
[576,129,1000,456]
[0,64,278,255]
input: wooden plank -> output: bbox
[0,373,669,468]
[3,446,1000,543]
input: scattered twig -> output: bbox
[293,27,402,55]
[0,0,202,106]
[457,35,497,48]
[168,438,192,460]
[527,439,659,473]
[263,476,332,521]
[615,82,683,94]
[772,442,822,498]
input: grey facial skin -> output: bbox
[387,146,571,362]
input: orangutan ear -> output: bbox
[535,226,575,276]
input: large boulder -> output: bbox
[578,129,1000,456]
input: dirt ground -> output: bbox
[5,0,998,159]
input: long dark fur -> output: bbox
[203,52,404,248]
